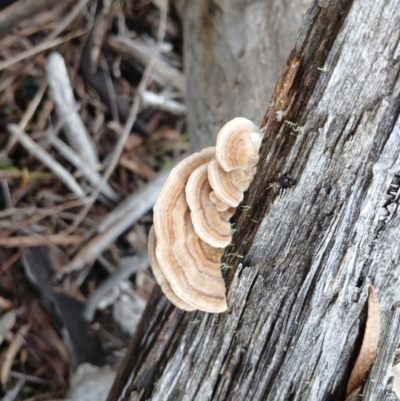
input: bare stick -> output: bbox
[0,199,87,234]
[100,55,120,123]
[97,169,169,233]
[45,0,90,41]
[47,133,119,201]
[0,234,83,247]
[6,80,48,155]
[7,124,85,198]
[0,0,63,38]
[141,90,186,116]
[0,30,84,71]
[60,0,169,251]
[59,170,169,275]
[106,34,185,93]
[46,52,99,167]
[83,253,149,321]
[2,377,25,401]
[19,80,48,131]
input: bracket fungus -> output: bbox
[186,164,234,248]
[149,117,262,313]
[215,117,261,172]
[208,159,255,208]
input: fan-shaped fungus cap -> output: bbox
[148,227,195,311]
[150,117,261,313]
[153,147,228,313]
[215,117,262,172]
[186,163,233,248]
[170,206,227,312]
[209,191,229,212]
[208,158,255,208]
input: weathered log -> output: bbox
[107,0,400,400]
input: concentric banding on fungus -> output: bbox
[148,226,195,311]
[186,163,233,248]
[208,158,255,208]
[215,117,262,172]
[153,147,227,313]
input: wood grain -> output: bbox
[107,0,400,399]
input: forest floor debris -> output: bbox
[0,0,185,399]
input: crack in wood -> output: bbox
[107,0,400,399]
[371,173,400,243]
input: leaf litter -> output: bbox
[0,0,186,398]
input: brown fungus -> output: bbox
[149,118,262,313]
[186,163,234,248]
[148,226,195,311]
[208,158,255,208]
[153,147,227,313]
[215,117,262,172]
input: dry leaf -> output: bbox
[346,286,381,395]
[119,155,156,179]
[124,134,144,150]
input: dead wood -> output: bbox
[183,0,310,151]
[106,0,400,399]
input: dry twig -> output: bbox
[0,30,85,71]
[141,90,186,116]
[0,234,83,247]
[1,324,30,385]
[83,253,149,321]
[47,133,118,201]
[2,377,25,401]
[60,169,169,275]
[45,0,90,41]
[6,80,48,155]
[0,0,63,37]
[8,124,86,198]
[58,0,169,273]
[46,52,99,167]
[107,34,185,93]
[0,199,88,236]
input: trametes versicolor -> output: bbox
[148,118,262,313]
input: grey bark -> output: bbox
[107,0,400,400]
[184,0,310,151]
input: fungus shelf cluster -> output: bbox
[148,118,262,313]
